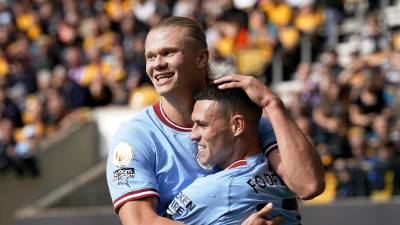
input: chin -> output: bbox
[198,155,209,165]
[157,85,181,97]
[155,86,172,95]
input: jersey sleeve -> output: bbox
[106,121,159,212]
[258,117,278,157]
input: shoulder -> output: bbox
[258,117,274,133]
[258,117,277,156]
[113,107,157,141]
[109,107,159,157]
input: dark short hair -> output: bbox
[194,85,262,127]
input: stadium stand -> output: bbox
[0,0,399,224]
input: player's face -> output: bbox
[145,27,206,97]
[191,100,235,167]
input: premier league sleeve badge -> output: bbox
[112,141,134,167]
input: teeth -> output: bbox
[155,73,174,81]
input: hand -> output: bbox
[213,74,277,109]
[241,203,283,225]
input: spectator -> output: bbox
[373,141,400,195]
[259,0,293,28]
[348,67,389,130]
[52,65,91,110]
[0,85,23,127]
[0,0,397,197]
[368,115,391,149]
[42,89,67,136]
[335,158,370,198]
[0,118,14,173]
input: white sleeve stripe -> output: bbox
[265,143,278,155]
[114,190,159,208]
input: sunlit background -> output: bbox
[0,0,400,225]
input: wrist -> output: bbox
[262,96,287,119]
[261,95,282,109]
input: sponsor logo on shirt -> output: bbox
[112,168,135,187]
[247,170,285,193]
[166,192,196,217]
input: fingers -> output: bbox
[266,216,283,225]
[257,202,273,217]
[213,74,250,90]
[240,203,283,225]
[213,74,245,84]
[216,81,242,89]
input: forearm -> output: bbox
[212,74,325,198]
[121,214,183,225]
[121,213,183,225]
[119,199,184,225]
[265,98,325,199]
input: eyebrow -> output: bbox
[193,119,206,124]
[145,46,181,57]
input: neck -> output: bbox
[160,75,207,127]
[221,135,261,169]
[160,96,195,128]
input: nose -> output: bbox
[190,126,200,141]
[154,55,167,70]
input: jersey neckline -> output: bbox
[153,101,192,132]
[225,160,248,170]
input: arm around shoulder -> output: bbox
[213,75,325,199]
[265,98,325,200]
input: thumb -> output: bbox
[257,202,273,217]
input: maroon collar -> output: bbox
[152,101,192,132]
[225,160,248,170]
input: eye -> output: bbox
[146,54,156,61]
[165,50,174,57]
[197,122,207,127]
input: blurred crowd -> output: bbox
[0,0,398,201]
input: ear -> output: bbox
[197,49,209,68]
[231,114,245,137]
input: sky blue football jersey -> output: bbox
[106,101,277,215]
[166,153,300,225]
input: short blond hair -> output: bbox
[150,16,207,49]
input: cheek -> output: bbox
[174,56,191,71]
[145,64,152,77]
[207,132,225,150]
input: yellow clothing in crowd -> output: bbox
[80,62,126,86]
[0,57,9,77]
[259,0,293,27]
[104,0,135,20]
[294,9,324,33]
[16,13,42,40]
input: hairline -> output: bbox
[148,25,207,50]
[194,87,262,128]
[195,98,248,122]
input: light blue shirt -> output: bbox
[166,153,300,225]
[106,101,277,215]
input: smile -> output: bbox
[198,145,206,152]
[154,72,175,82]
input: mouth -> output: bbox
[197,144,206,153]
[154,72,175,83]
